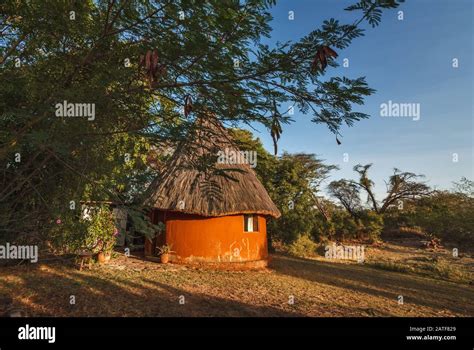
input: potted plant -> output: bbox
[97,250,108,264]
[157,244,173,264]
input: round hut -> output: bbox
[143,115,280,268]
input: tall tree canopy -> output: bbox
[0,0,403,241]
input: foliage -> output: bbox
[47,214,90,254]
[267,153,336,243]
[287,234,318,258]
[128,207,161,241]
[231,128,385,244]
[85,206,117,253]
[453,177,474,197]
[330,166,473,245]
[157,243,173,255]
[330,164,431,215]
[327,179,361,218]
[379,167,431,213]
[357,210,384,242]
[328,209,383,241]
[329,209,359,240]
[0,0,402,244]
[386,187,474,244]
[228,128,278,194]
[327,163,432,243]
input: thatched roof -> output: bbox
[143,115,281,218]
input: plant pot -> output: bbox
[160,253,169,264]
[97,251,111,264]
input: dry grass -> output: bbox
[0,242,473,317]
[365,234,473,284]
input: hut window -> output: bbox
[244,214,259,232]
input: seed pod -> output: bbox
[152,49,159,71]
[318,50,327,70]
[145,50,152,70]
[322,46,338,58]
[184,95,193,117]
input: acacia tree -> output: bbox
[0,0,403,242]
[327,179,362,219]
[330,164,431,216]
[353,164,379,212]
[379,168,431,213]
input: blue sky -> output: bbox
[245,0,473,198]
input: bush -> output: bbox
[85,206,118,253]
[268,205,320,244]
[287,234,319,258]
[384,191,474,245]
[331,210,358,240]
[328,209,383,242]
[428,257,471,283]
[48,214,89,254]
[310,212,335,243]
[358,210,384,242]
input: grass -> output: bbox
[427,257,472,283]
[365,260,415,274]
[364,236,473,284]
[0,245,473,317]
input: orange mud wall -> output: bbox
[153,211,268,263]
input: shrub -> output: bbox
[429,258,471,283]
[84,206,118,253]
[269,207,320,244]
[358,210,384,242]
[331,210,358,240]
[327,209,382,242]
[366,260,414,273]
[287,234,319,258]
[48,214,89,254]
[384,191,474,245]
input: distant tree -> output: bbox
[347,164,431,214]
[353,164,378,212]
[269,153,337,243]
[384,177,474,244]
[327,179,361,219]
[452,177,474,197]
[389,188,474,244]
[379,168,431,213]
[328,164,430,242]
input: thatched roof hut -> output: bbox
[144,115,280,218]
[143,115,280,268]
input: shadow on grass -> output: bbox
[1,254,472,317]
[0,261,302,317]
[270,254,474,316]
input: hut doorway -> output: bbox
[144,210,167,257]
